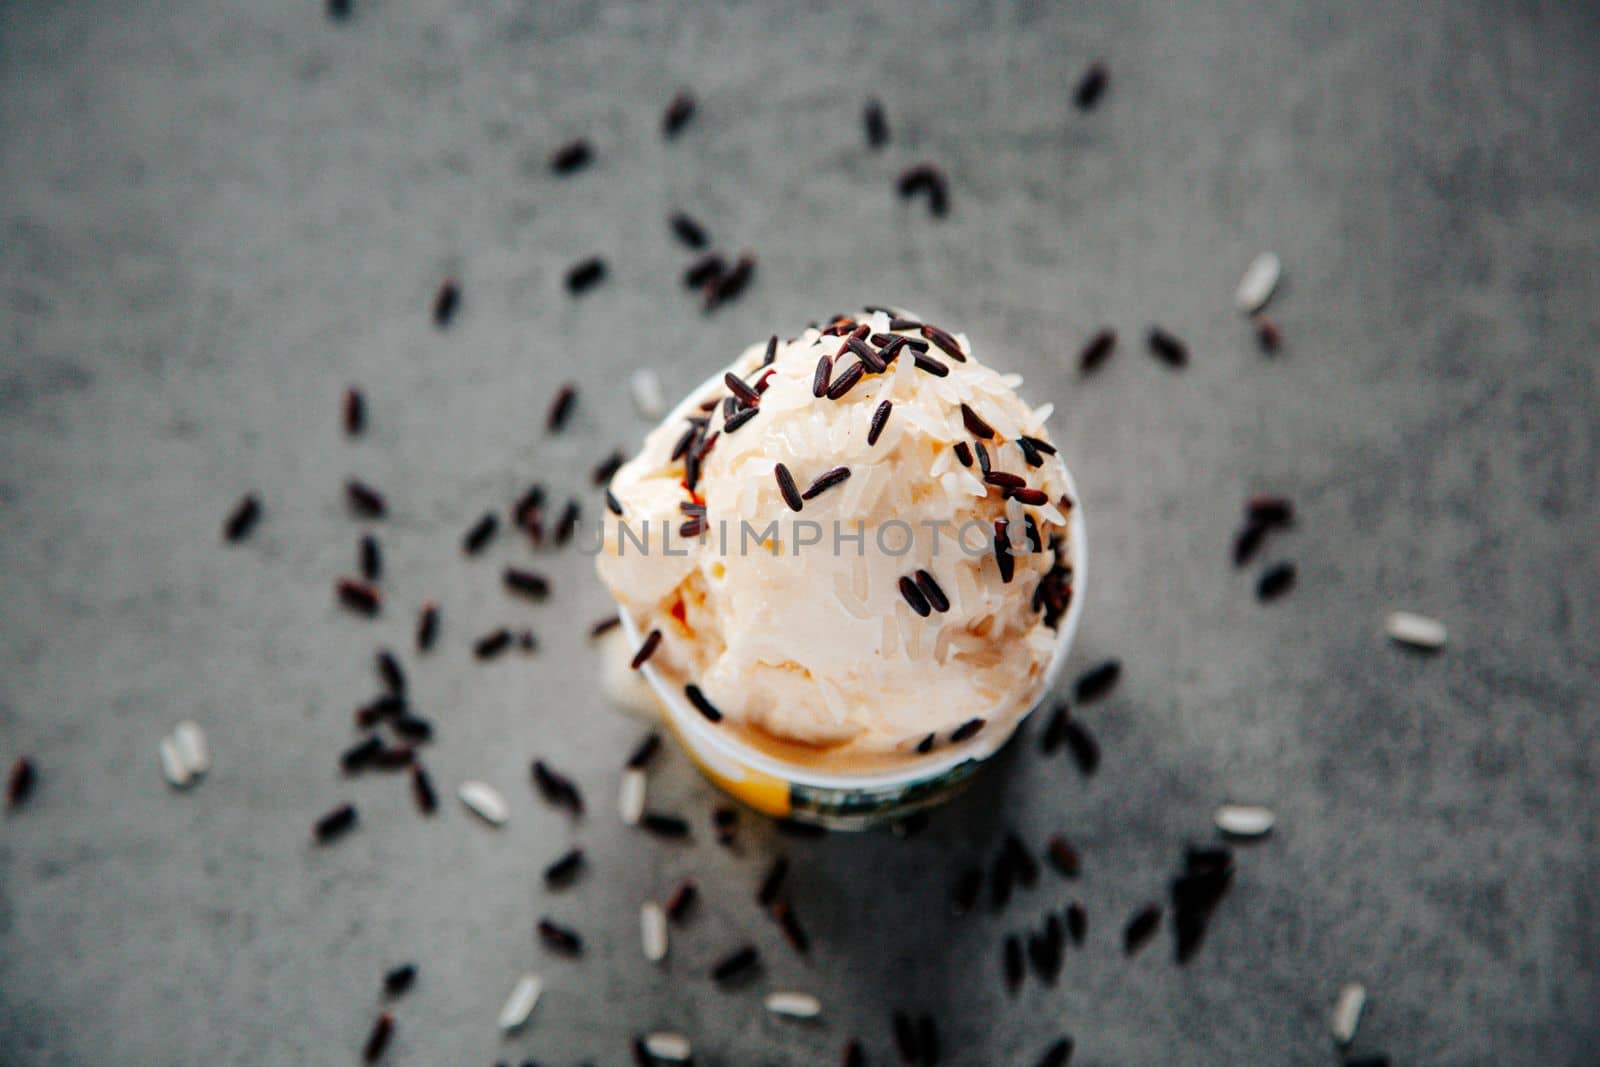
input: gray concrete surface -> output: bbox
[2,1,1598,1064]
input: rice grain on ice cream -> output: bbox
[597,308,1075,762]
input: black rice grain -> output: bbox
[960,403,996,440]
[341,736,385,772]
[1233,520,1269,567]
[1046,835,1081,878]
[566,257,606,295]
[630,629,663,670]
[383,963,417,997]
[550,138,593,174]
[1123,903,1162,955]
[1081,327,1120,374]
[774,463,803,512]
[410,764,437,814]
[774,899,811,953]
[1255,315,1283,353]
[1066,900,1087,944]
[641,812,691,839]
[896,164,950,218]
[713,805,738,846]
[376,649,406,696]
[504,567,551,600]
[1074,62,1109,110]
[5,757,35,809]
[812,354,833,398]
[352,694,402,728]
[670,212,708,250]
[343,386,365,436]
[532,759,584,815]
[1004,833,1039,887]
[993,521,1015,583]
[898,576,932,617]
[1257,561,1296,601]
[915,570,949,613]
[952,868,982,915]
[684,684,722,723]
[543,847,585,888]
[627,733,661,770]
[892,1012,920,1063]
[864,98,889,148]
[825,360,865,400]
[537,918,583,956]
[1039,703,1069,754]
[223,494,261,543]
[705,253,755,310]
[360,534,382,581]
[1147,326,1188,367]
[951,718,986,743]
[474,628,512,660]
[463,512,498,555]
[725,371,762,407]
[802,466,851,500]
[1004,934,1025,994]
[711,944,760,983]
[432,279,460,327]
[665,879,698,922]
[362,1011,393,1064]
[314,803,358,843]
[346,479,386,519]
[991,849,1014,911]
[373,744,414,771]
[921,323,965,362]
[1035,1036,1076,1067]
[416,601,439,652]
[547,384,577,433]
[1074,660,1121,703]
[684,253,725,290]
[722,406,759,434]
[985,471,1027,490]
[592,450,625,487]
[554,500,580,545]
[337,578,382,616]
[662,91,696,138]
[757,857,789,907]
[1063,719,1100,775]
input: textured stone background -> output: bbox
[2,1,1597,1064]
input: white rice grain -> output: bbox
[172,720,210,776]
[619,768,647,827]
[630,369,665,419]
[458,781,508,826]
[1385,611,1447,650]
[1235,252,1282,313]
[643,1032,692,1061]
[1214,804,1276,838]
[1329,982,1366,1046]
[763,991,822,1019]
[497,973,542,1031]
[159,736,192,789]
[640,901,668,962]
[831,572,872,621]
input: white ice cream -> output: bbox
[597,308,1076,761]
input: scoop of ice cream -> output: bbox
[597,307,1077,761]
